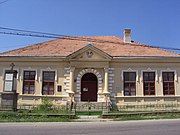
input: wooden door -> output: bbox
[81,73,97,102]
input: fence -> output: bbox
[74,102,108,112]
[1,102,180,114]
[116,103,180,112]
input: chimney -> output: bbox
[123,28,131,43]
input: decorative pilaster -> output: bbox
[69,67,75,94]
[108,68,114,94]
[104,68,109,94]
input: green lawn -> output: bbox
[0,111,76,122]
[1,105,180,122]
[102,111,180,121]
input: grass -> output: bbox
[114,113,180,121]
[102,111,180,121]
[0,98,78,122]
[0,111,76,122]
[1,97,180,122]
[0,110,180,122]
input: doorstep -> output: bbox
[73,115,113,122]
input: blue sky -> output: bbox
[0,0,180,53]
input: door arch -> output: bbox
[81,73,98,102]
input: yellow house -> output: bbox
[0,29,180,107]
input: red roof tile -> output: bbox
[1,36,179,57]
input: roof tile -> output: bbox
[1,36,179,57]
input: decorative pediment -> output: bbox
[67,44,112,61]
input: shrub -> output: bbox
[35,97,53,112]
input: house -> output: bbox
[0,29,180,108]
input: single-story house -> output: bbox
[0,29,180,108]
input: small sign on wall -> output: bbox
[83,88,88,92]
[57,85,62,92]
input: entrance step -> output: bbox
[73,115,113,122]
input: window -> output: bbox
[23,71,36,94]
[123,72,136,96]
[42,71,55,95]
[143,72,155,95]
[162,72,175,95]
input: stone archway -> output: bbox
[75,69,103,102]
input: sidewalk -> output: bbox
[73,115,113,122]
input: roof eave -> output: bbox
[113,56,180,58]
[112,56,180,63]
[0,55,67,62]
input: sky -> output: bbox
[0,0,180,53]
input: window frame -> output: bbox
[42,71,56,95]
[123,72,136,96]
[22,70,36,94]
[162,71,175,95]
[143,71,156,96]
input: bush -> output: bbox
[30,97,68,114]
[34,97,53,113]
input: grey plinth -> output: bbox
[0,92,18,111]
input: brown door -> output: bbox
[81,73,97,102]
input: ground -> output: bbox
[0,119,180,135]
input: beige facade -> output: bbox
[0,44,180,107]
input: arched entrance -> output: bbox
[81,73,98,102]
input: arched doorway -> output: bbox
[81,73,98,102]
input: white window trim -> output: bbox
[40,68,58,95]
[141,69,158,96]
[21,69,37,95]
[161,69,177,96]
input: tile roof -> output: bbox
[0,36,179,57]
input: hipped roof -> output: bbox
[1,36,179,57]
